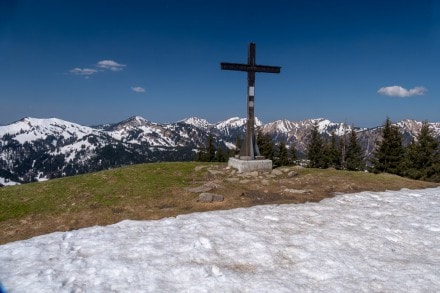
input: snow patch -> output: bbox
[1,188,440,291]
[0,177,20,186]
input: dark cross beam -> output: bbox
[221,42,281,160]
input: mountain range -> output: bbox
[1,116,439,186]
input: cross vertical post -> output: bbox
[221,42,281,160]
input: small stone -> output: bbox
[246,171,259,178]
[198,193,213,202]
[239,179,250,184]
[271,169,283,176]
[212,194,224,202]
[208,169,224,176]
[283,189,312,194]
[195,166,206,172]
[198,193,224,202]
[287,171,299,178]
[185,186,213,193]
[226,178,239,182]
[261,179,270,186]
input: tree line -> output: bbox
[307,117,440,182]
[196,130,298,167]
[371,118,440,182]
[196,118,440,182]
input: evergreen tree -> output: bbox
[256,129,274,159]
[215,146,227,162]
[307,123,325,168]
[196,134,216,162]
[371,118,405,175]
[404,122,440,181]
[345,129,364,171]
[289,144,298,165]
[338,135,347,170]
[275,141,289,166]
[328,132,341,168]
[206,134,216,162]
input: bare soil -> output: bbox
[1,164,438,245]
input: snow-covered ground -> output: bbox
[0,177,20,186]
[1,188,440,292]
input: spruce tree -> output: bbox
[289,144,298,165]
[338,135,347,170]
[256,129,274,159]
[276,141,289,166]
[307,123,325,168]
[345,129,364,171]
[328,132,341,168]
[196,134,216,162]
[372,118,405,175]
[215,146,227,162]
[404,122,440,181]
[206,134,216,162]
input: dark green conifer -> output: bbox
[289,144,298,165]
[256,129,274,160]
[307,123,325,168]
[196,133,216,162]
[345,129,364,171]
[404,122,440,181]
[276,141,289,166]
[328,132,341,168]
[371,118,405,175]
[215,146,227,162]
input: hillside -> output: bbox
[1,116,439,185]
[1,162,438,244]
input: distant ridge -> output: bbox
[1,116,439,185]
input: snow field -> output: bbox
[1,187,439,292]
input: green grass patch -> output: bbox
[0,162,216,222]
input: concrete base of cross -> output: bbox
[228,157,272,173]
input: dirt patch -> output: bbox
[1,164,438,245]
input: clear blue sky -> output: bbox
[1,0,439,128]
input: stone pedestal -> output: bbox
[228,157,272,173]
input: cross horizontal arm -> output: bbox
[221,62,281,73]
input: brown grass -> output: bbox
[1,162,438,244]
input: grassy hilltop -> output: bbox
[1,162,438,244]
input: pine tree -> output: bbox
[338,136,346,169]
[256,129,274,160]
[196,134,216,162]
[275,141,289,166]
[206,134,216,162]
[307,123,326,168]
[328,132,341,168]
[404,122,440,181]
[345,129,364,171]
[215,146,227,162]
[371,118,405,175]
[289,144,298,165]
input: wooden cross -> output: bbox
[221,42,281,160]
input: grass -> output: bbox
[1,162,438,244]
[1,162,207,220]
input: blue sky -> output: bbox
[0,0,439,127]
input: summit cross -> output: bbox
[221,42,281,160]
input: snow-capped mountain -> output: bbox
[1,116,439,185]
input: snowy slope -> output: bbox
[1,187,439,292]
[0,117,98,144]
[1,116,439,184]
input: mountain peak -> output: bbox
[106,116,151,131]
[180,117,211,128]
